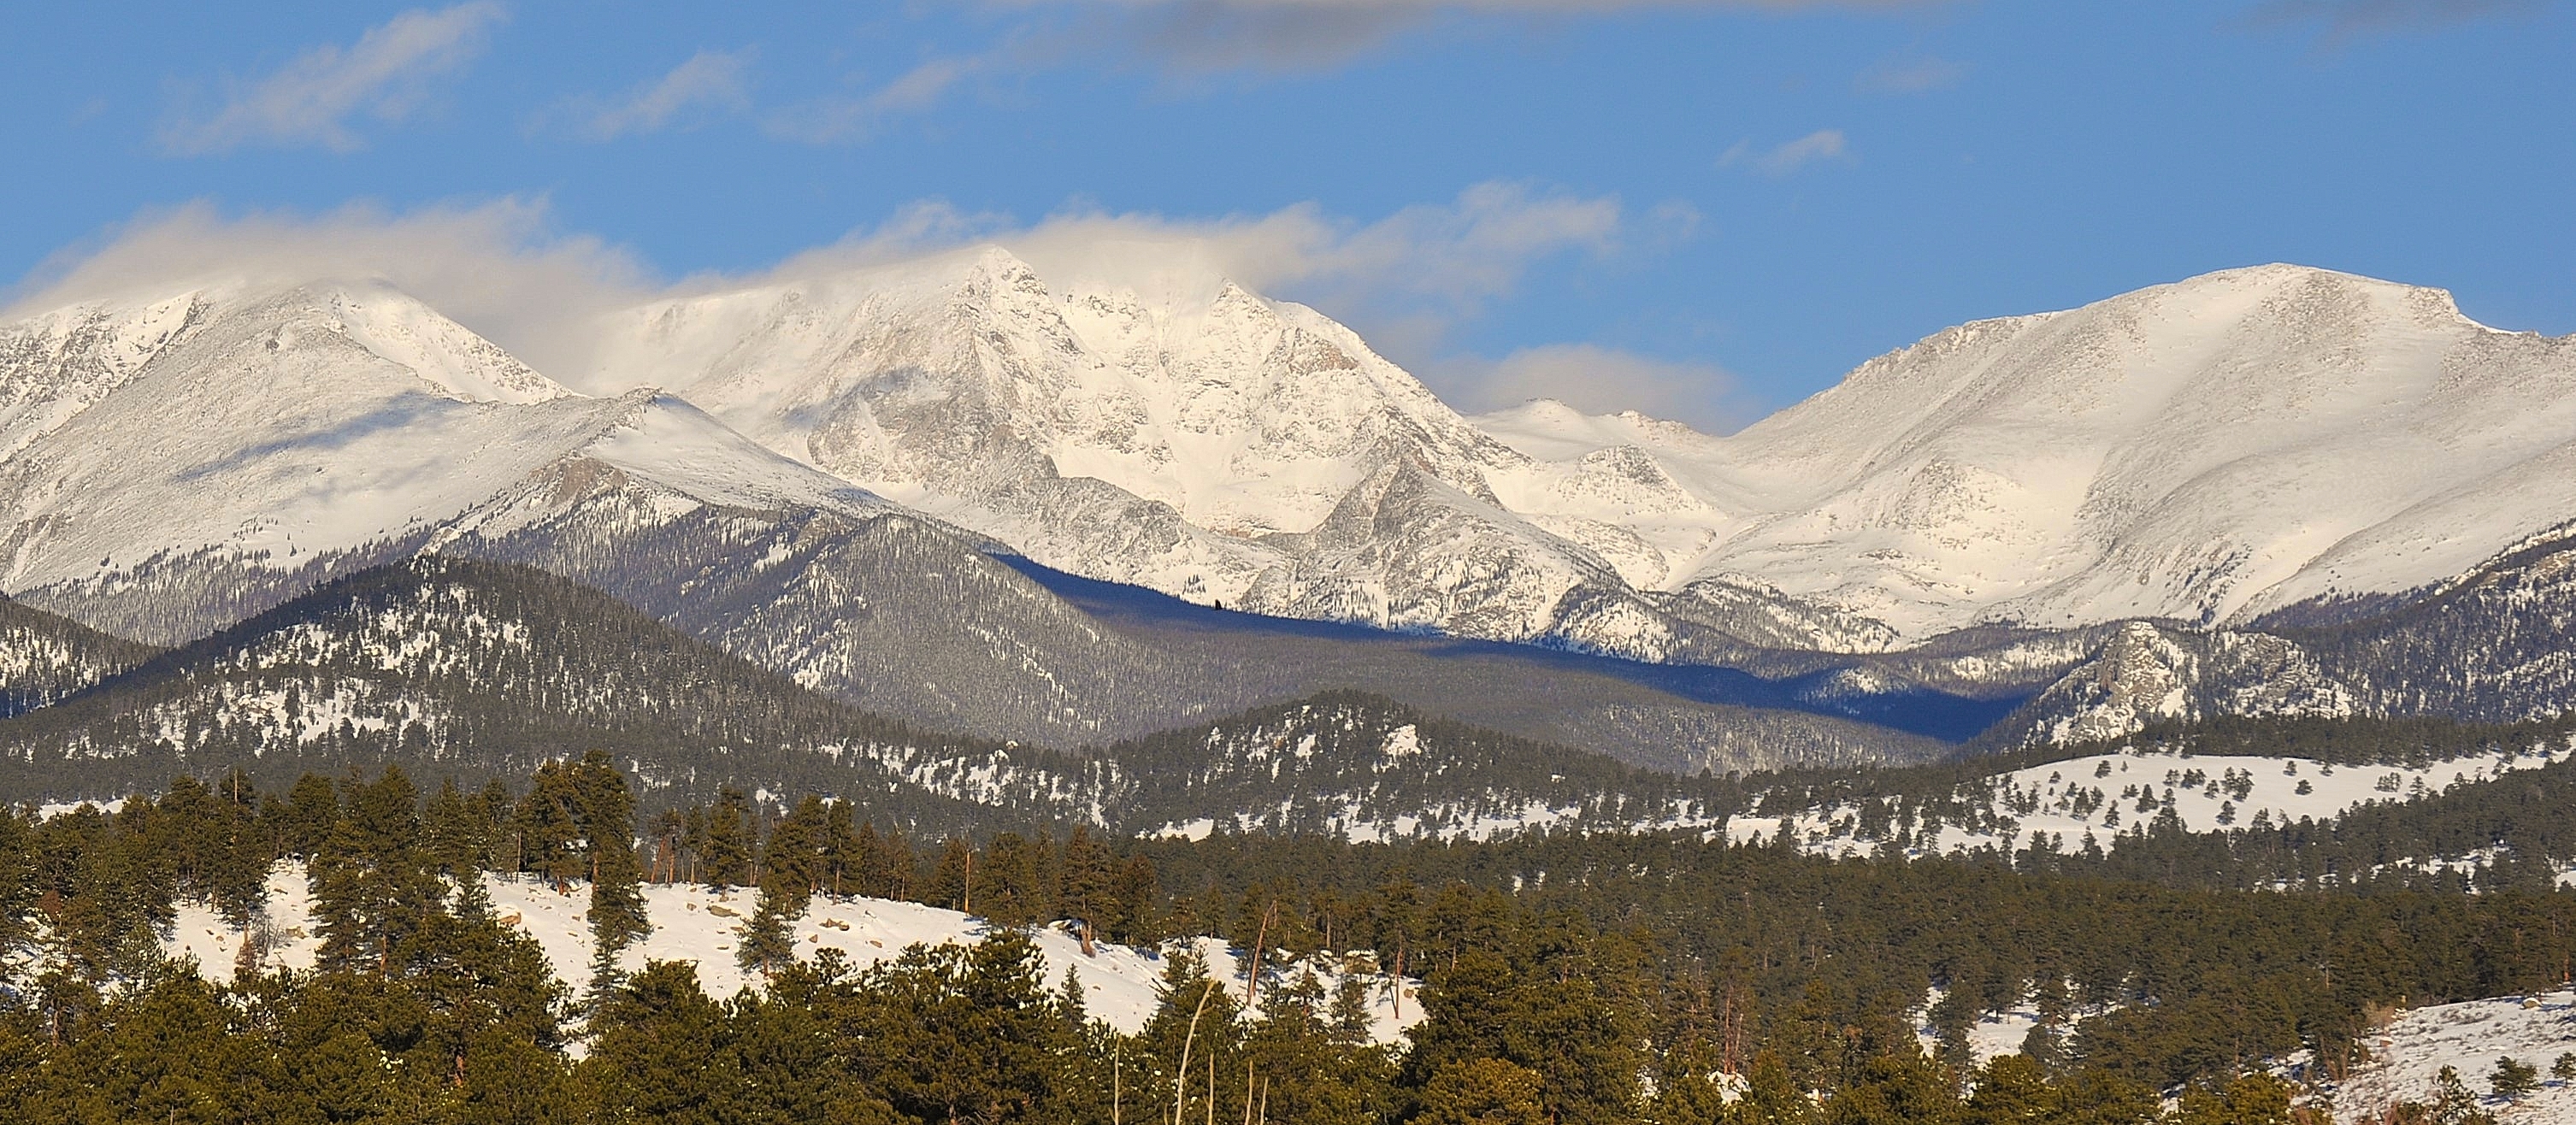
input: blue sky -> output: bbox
[3,1,2570,429]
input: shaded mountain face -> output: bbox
[1987,524,2576,746]
[0,594,159,717]
[0,260,2568,775]
[0,279,1962,771]
[0,557,1750,839]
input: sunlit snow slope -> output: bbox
[592,255,2576,660]
[164,866,1424,1044]
[0,279,893,643]
[1485,264,2576,640]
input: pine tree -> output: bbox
[699,787,756,890]
[513,761,583,886]
[1058,825,1119,953]
[585,960,735,1123]
[741,796,828,975]
[572,751,649,1000]
[924,835,973,913]
[1417,1058,1549,1125]
[309,768,445,975]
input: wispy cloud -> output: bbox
[559,50,755,141]
[763,55,995,144]
[2249,0,2548,37]
[990,0,1940,74]
[1721,128,1851,176]
[159,3,508,155]
[771,180,1625,321]
[1857,53,1967,94]
[13,184,1672,412]
[4,198,650,380]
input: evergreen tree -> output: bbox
[572,751,649,998]
[585,959,734,1124]
[742,795,829,975]
[1417,1058,1549,1125]
[309,768,445,975]
[699,787,756,890]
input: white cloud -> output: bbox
[9,184,1655,409]
[1721,128,1851,176]
[763,56,995,144]
[4,198,651,380]
[566,50,755,141]
[763,181,1624,331]
[1435,344,1747,433]
[159,3,508,155]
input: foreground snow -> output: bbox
[2326,989,2576,1123]
[165,866,1423,1043]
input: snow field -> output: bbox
[2326,989,2576,1123]
[164,864,1423,1044]
[1725,745,2557,861]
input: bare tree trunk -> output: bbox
[1245,900,1277,1006]
[1173,981,1218,1125]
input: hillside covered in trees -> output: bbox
[6,746,2573,1124]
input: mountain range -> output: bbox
[0,254,2569,780]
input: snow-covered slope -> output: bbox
[592,256,2576,669]
[1488,265,2576,642]
[0,279,894,643]
[590,249,1700,658]
[165,864,1424,1043]
[1727,739,2566,861]
[2325,989,2576,1124]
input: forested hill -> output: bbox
[0,558,1745,838]
[0,592,158,717]
[12,750,2576,1125]
[0,556,1066,826]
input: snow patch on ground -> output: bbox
[2326,989,2576,1123]
[164,865,1421,1044]
[1727,744,2557,861]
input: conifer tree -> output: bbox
[1417,1058,1549,1125]
[275,772,339,858]
[309,767,444,975]
[513,761,583,885]
[572,752,650,999]
[924,835,974,913]
[1058,825,1119,953]
[741,796,828,975]
[699,787,756,890]
[425,776,494,919]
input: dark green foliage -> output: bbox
[309,767,445,974]
[0,740,2572,1123]
[2489,1055,2539,1100]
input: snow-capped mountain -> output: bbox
[1487,263,2576,641]
[591,248,1702,659]
[596,256,2576,669]
[0,279,891,643]
[0,280,1946,768]
[3,256,2569,769]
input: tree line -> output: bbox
[3,753,2568,1122]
